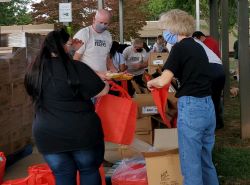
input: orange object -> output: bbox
[144,74,172,128]
[120,80,128,92]
[28,164,55,185]
[0,152,6,184]
[95,81,138,145]
[2,176,33,185]
[2,163,105,185]
[151,84,172,128]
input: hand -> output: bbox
[147,80,155,91]
[97,71,111,80]
[72,39,84,50]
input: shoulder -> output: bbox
[123,46,131,53]
[103,30,112,41]
[73,27,90,39]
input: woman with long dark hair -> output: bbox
[24,28,109,185]
[108,41,126,72]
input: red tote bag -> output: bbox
[28,164,55,185]
[144,74,172,128]
[1,176,34,185]
[95,81,138,145]
[151,84,172,128]
[0,152,6,184]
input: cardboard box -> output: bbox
[135,130,153,145]
[148,65,159,75]
[118,138,154,159]
[143,128,183,185]
[148,53,169,66]
[168,92,178,109]
[144,149,182,185]
[136,117,152,131]
[133,94,158,118]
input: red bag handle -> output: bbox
[108,80,131,99]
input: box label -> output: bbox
[142,106,158,114]
[153,59,164,65]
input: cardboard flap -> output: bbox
[153,129,178,149]
[142,148,179,158]
[130,138,154,152]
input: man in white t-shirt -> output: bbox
[123,38,149,95]
[73,9,114,78]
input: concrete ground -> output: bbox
[3,143,122,181]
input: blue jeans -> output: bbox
[43,141,104,185]
[177,96,219,185]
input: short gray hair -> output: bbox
[159,9,195,36]
[133,38,144,46]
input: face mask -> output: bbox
[136,48,143,52]
[163,30,178,45]
[95,23,108,33]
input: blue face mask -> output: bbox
[95,23,108,33]
[163,30,178,45]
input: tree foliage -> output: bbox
[31,0,148,40]
[0,0,32,26]
[146,0,238,30]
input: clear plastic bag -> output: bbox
[111,157,148,185]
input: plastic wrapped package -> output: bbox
[111,158,148,185]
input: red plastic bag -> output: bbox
[0,152,6,184]
[28,163,105,185]
[28,163,55,185]
[95,81,138,145]
[2,176,34,185]
[112,158,148,185]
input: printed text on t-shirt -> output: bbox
[95,39,106,47]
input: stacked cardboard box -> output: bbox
[133,92,158,145]
[0,47,34,156]
[110,129,183,185]
[147,52,169,75]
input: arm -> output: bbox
[119,64,127,72]
[147,69,174,91]
[106,55,118,72]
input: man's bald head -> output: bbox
[92,9,112,33]
[95,9,112,22]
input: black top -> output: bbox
[163,38,212,98]
[33,58,105,154]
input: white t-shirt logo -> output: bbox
[95,39,107,47]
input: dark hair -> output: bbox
[157,35,163,39]
[117,44,130,53]
[143,42,150,52]
[192,31,206,39]
[24,28,77,104]
[110,41,120,58]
